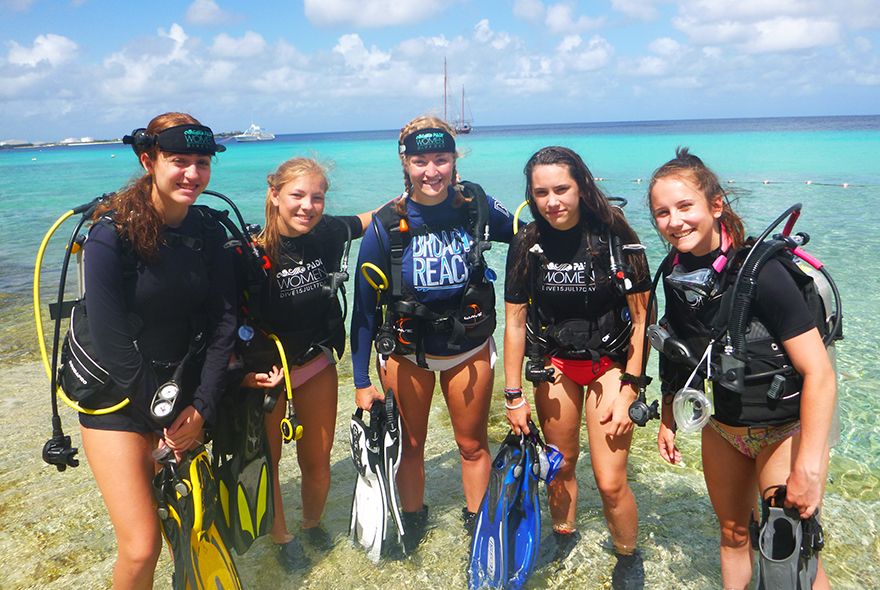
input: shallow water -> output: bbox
[2,116,879,588]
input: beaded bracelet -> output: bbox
[504,397,527,411]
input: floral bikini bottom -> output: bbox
[707,418,801,460]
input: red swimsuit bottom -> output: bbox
[549,355,615,387]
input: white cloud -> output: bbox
[513,0,545,21]
[474,19,512,50]
[186,0,232,26]
[631,55,668,76]
[99,23,194,101]
[397,35,451,58]
[545,2,604,34]
[332,34,391,70]
[7,33,78,67]
[555,34,613,71]
[649,37,682,56]
[676,0,824,22]
[304,0,443,27]
[747,17,840,53]
[611,0,660,20]
[211,31,266,58]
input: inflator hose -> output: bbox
[728,239,788,355]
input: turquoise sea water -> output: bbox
[2,115,879,587]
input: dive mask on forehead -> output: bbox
[123,124,226,155]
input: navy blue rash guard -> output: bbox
[350,188,514,389]
[81,207,236,430]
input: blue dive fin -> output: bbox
[468,433,525,589]
[507,436,541,589]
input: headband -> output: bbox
[123,124,226,155]
[399,127,456,156]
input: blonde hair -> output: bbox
[259,157,329,264]
[395,115,468,216]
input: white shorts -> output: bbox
[380,337,497,373]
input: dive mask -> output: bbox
[665,265,718,305]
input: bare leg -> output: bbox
[439,344,493,512]
[381,354,436,512]
[702,425,758,590]
[264,388,291,544]
[583,367,638,554]
[292,362,338,528]
[81,427,162,590]
[533,370,584,529]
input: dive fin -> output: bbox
[382,390,405,543]
[349,400,389,563]
[753,485,822,590]
[154,446,243,590]
[507,436,541,590]
[213,388,275,555]
[468,433,525,589]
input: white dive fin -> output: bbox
[349,403,390,563]
[382,391,405,540]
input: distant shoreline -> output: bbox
[3,113,877,152]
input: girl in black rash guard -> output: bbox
[649,148,834,589]
[80,112,235,588]
[503,146,650,585]
[242,157,372,570]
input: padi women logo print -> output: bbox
[542,262,594,293]
[412,228,472,291]
[183,128,213,150]
[415,132,447,152]
[276,259,327,298]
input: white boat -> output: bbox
[233,123,275,142]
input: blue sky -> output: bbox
[2,0,878,142]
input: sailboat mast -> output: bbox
[461,86,465,126]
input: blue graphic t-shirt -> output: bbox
[350,187,514,388]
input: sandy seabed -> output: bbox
[1,360,877,589]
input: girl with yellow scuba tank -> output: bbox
[241,157,372,570]
[503,146,650,586]
[649,148,834,589]
[79,112,235,589]
[350,116,514,551]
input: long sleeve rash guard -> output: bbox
[350,188,513,389]
[82,207,236,427]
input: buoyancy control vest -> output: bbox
[525,230,635,364]
[372,181,496,368]
[658,220,843,426]
[221,203,353,368]
[57,204,224,414]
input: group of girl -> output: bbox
[76,111,834,590]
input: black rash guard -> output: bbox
[81,207,236,431]
[505,222,649,359]
[248,215,363,369]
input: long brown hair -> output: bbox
[394,115,469,217]
[514,145,648,288]
[93,112,203,261]
[647,146,746,249]
[258,157,329,265]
